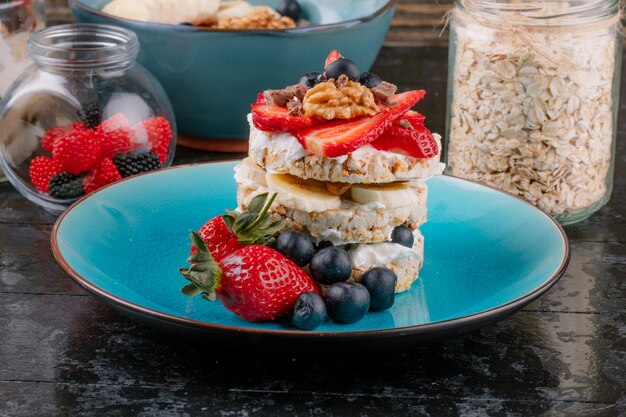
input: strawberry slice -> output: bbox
[251,103,321,133]
[398,110,425,126]
[324,50,342,71]
[372,119,438,159]
[256,93,266,104]
[294,90,426,157]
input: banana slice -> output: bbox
[350,183,420,209]
[266,173,341,213]
[235,157,267,186]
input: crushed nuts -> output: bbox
[211,6,295,29]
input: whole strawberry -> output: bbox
[180,232,320,322]
[52,127,101,175]
[191,217,244,262]
[191,192,285,262]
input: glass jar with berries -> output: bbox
[0,23,176,213]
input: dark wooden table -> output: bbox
[1,41,626,417]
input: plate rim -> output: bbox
[51,161,571,339]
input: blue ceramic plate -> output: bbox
[52,162,569,346]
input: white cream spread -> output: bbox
[248,115,444,171]
[349,230,424,268]
[248,114,309,166]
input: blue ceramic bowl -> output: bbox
[52,162,569,347]
[69,0,397,141]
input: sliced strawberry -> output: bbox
[398,110,426,127]
[372,120,438,159]
[294,90,426,157]
[251,103,322,133]
[256,93,266,104]
[324,50,342,71]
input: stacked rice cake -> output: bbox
[234,118,443,293]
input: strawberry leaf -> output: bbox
[247,192,269,213]
[181,283,202,297]
[179,231,222,301]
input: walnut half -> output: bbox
[303,80,379,120]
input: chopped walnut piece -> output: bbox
[335,74,350,88]
[371,81,398,105]
[325,182,351,196]
[303,80,379,120]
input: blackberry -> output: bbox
[77,102,102,129]
[113,151,161,178]
[49,172,85,199]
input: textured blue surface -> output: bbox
[55,162,567,332]
[70,0,395,138]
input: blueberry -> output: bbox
[325,282,370,324]
[391,225,414,248]
[315,73,325,84]
[276,0,300,20]
[299,71,322,89]
[292,291,326,330]
[309,246,352,284]
[275,230,315,267]
[325,58,360,81]
[359,72,382,88]
[361,267,397,311]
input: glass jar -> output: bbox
[0,24,177,213]
[0,0,46,182]
[445,0,622,225]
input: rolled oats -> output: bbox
[446,10,620,220]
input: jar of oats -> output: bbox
[445,0,622,225]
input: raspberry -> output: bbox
[52,128,101,175]
[135,117,172,164]
[29,156,62,193]
[100,113,129,131]
[41,123,82,153]
[97,113,135,158]
[113,150,161,178]
[83,158,122,194]
[49,172,85,199]
[98,126,134,158]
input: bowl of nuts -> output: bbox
[70,0,398,148]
